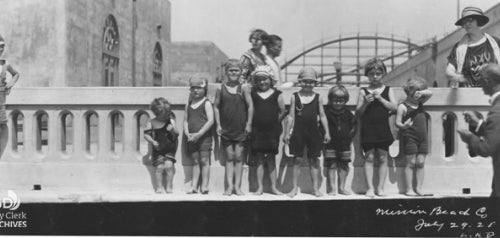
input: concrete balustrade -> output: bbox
[0,87,494,198]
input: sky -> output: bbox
[171,0,499,64]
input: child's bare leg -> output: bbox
[233,144,245,195]
[155,163,166,194]
[287,158,301,198]
[267,155,282,195]
[376,149,388,196]
[415,153,427,196]
[363,149,375,197]
[310,158,323,197]
[189,152,200,193]
[254,153,264,195]
[224,145,235,196]
[405,154,416,196]
[165,160,175,193]
[338,161,351,195]
[0,124,8,159]
[200,155,210,193]
[327,166,336,196]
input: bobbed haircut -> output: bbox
[364,58,387,76]
[150,97,171,116]
[248,28,268,42]
[262,34,282,48]
[328,84,350,103]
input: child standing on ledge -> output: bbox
[214,59,254,196]
[323,85,356,196]
[356,58,397,197]
[283,67,331,198]
[184,77,214,195]
[250,65,287,195]
[144,98,179,194]
[396,76,432,196]
[0,35,20,159]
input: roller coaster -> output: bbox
[281,32,434,86]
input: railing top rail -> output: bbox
[6,87,490,107]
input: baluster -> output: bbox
[121,110,136,161]
[72,110,85,161]
[96,110,110,161]
[46,110,59,161]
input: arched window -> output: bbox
[102,15,120,86]
[153,43,162,86]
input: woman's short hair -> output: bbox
[248,28,268,42]
[262,34,282,48]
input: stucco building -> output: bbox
[0,0,172,87]
[170,41,228,86]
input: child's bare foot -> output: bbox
[223,188,233,196]
[376,190,387,197]
[253,189,263,195]
[404,191,417,196]
[287,188,298,198]
[338,189,351,195]
[235,189,245,196]
[414,189,424,196]
[187,189,198,194]
[155,189,164,194]
[165,188,173,194]
[313,190,323,197]
[365,189,375,197]
[327,191,337,196]
[271,187,283,195]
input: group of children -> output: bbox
[144,56,434,198]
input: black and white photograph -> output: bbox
[0,0,499,236]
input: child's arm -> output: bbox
[5,65,19,94]
[349,111,357,139]
[183,104,191,138]
[415,89,433,104]
[373,87,397,112]
[318,97,331,144]
[191,101,215,143]
[144,120,159,148]
[355,88,371,117]
[213,88,222,135]
[277,93,287,122]
[243,84,254,135]
[395,104,412,129]
[168,117,179,135]
[283,95,295,144]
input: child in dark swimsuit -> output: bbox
[396,76,432,196]
[283,67,331,197]
[215,59,254,196]
[250,65,287,195]
[144,98,179,194]
[355,58,397,197]
[184,77,214,194]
